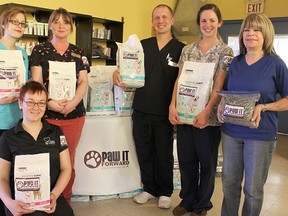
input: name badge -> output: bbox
[71,52,81,58]
[168,60,178,67]
[166,53,178,68]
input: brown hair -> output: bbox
[197,4,222,26]
[48,7,73,40]
[239,13,276,55]
[0,7,27,37]
[19,81,48,102]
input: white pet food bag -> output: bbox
[176,61,215,125]
[114,86,135,116]
[116,34,145,88]
[14,153,50,211]
[0,50,26,98]
[87,66,116,115]
[48,61,76,100]
[218,91,261,128]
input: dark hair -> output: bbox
[152,4,174,19]
[19,81,48,101]
[0,7,27,37]
[196,4,222,26]
[48,7,73,41]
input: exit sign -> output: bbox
[246,0,264,14]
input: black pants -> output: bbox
[0,130,6,136]
[132,110,174,197]
[177,124,221,212]
[4,195,74,216]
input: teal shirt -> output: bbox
[0,42,28,129]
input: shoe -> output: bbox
[173,205,188,216]
[191,211,207,216]
[133,191,155,204]
[158,196,172,209]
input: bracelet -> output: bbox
[262,104,268,112]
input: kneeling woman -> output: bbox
[0,81,74,216]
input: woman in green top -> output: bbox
[0,7,28,214]
[0,7,29,135]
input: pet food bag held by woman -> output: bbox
[218,13,288,216]
[30,8,89,202]
[0,81,74,216]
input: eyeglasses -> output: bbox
[23,100,47,107]
[8,20,28,28]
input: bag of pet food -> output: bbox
[114,86,135,116]
[0,50,26,98]
[14,153,50,211]
[87,66,115,115]
[176,61,215,125]
[116,34,144,88]
[48,61,76,100]
[218,91,261,128]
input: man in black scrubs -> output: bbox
[114,4,184,209]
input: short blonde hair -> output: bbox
[152,4,174,20]
[239,13,276,55]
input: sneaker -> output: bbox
[191,211,207,216]
[158,196,172,209]
[133,191,155,204]
[173,205,188,216]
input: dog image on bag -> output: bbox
[188,95,200,113]
[33,189,42,200]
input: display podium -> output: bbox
[72,115,142,195]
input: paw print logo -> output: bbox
[16,181,24,189]
[84,151,102,168]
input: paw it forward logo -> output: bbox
[84,150,130,169]
[84,151,102,168]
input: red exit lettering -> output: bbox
[247,3,263,13]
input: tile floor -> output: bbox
[70,134,288,216]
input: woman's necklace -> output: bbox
[51,40,69,55]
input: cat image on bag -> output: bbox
[63,85,70,99]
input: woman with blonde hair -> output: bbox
[219,13,288,216]
[30,8,89,202]
[0,7,29,214]
[0,7,28,135]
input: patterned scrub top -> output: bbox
[29,41,90,120]
[178,41,234,126]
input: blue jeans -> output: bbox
[221,132,276,216]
